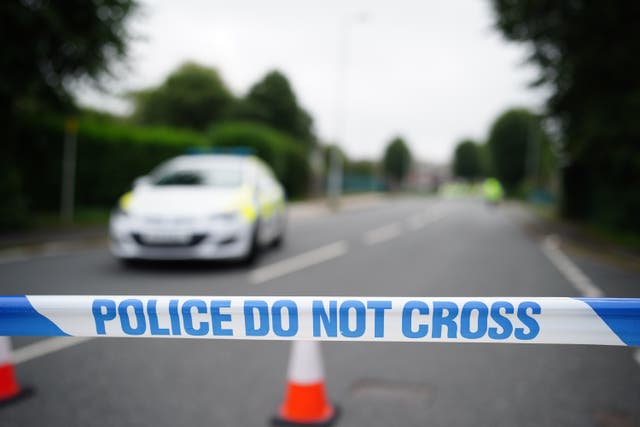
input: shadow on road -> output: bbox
[117,258,249,274]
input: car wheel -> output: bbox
[271,229,285,249]
[270,213,286,249]
[240,221,260,265]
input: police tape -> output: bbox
[0,296,638,346]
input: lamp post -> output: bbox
[327,12,368,209]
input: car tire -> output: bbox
[271,228,285,249]
[271,235,283,249]
[270,213,286,249]
[240,221,260,266]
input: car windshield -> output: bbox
[152,167,243,188]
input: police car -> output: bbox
[109,154,286,263]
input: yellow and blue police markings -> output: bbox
[0,296,638,346]
[226,185,266,223]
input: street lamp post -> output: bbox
[327,12,368,210]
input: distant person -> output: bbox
[483,177,504,205]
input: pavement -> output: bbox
[1,196,639,427]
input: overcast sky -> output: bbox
[76,0,545,164]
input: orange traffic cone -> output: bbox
[272,340,338,426]
[0,336,31,406]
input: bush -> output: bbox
[207,121,310,198]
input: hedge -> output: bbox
[207,121,310,199]
[13,116,310,216]
[15,116,206,211]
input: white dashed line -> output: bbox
[363,222,404,245]
[13,337,94,365]
[406,211,446,231]
[250,240,348,284]
[541,235,604,298]
[406,214,428,230]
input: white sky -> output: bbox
[76,0,544,164]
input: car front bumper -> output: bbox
[109,215,253,260]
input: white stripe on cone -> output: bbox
[0,336,11,364]
[287,340,325,384]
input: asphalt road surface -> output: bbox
[2,197,639,427]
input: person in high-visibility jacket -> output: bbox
[482,177,504,204]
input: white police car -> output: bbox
[109,154,286,263]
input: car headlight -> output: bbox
[112,192,133,219]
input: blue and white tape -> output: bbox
[0,296,638,346]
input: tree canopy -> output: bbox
[452,139,483,180]
[382,137,412,186]
[486,109,539,193]
[130,62,234,131]
[490,1,640,231]
[1,0,137,111]
[231,70,315,145]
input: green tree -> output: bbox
[231,70,315,145]
[478,143,493,178]
[382,137,412,187]
[131,62,233,131]
[452,139,483,180]
[1,0,137,111]
[487,109,540,194]
[490,1,640,231]
[346,160,378,176]
[0,0,137,228]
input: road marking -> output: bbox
[13,337,94,365]
[406,211,446,231]
[250,241,348,284]
[633,349,640,367]
[541,235,604,298]
[407,213,428,230]
[363,222,404,245]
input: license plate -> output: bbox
[142,233,190,244]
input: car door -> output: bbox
[256,166,283,245]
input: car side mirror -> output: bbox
[133,176,151,188]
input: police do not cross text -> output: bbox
[91,298,541,341]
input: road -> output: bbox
[2,197,639,427]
